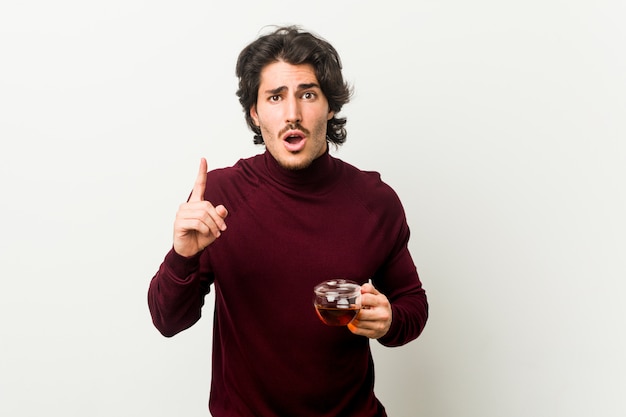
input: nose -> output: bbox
[285,96,302,125]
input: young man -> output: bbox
[148,26,428,416]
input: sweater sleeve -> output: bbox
[373,216,428,347]
[147,248,212,337]
[372,184,428,346]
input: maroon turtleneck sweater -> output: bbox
[148,150,428,417]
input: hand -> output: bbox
[348,283,392,339]
[173,158,228,257]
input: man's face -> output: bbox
[250,61,334,170]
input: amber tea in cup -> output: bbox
[314,279,361,326]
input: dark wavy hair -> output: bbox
[235,26,353,146]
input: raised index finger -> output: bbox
[189,157,208,202]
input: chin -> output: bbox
[280,161,311,171]
[278,154,314,171]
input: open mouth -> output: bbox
[282,130,306,151]
[285,133,304,144]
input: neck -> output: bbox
[263,149,337,191]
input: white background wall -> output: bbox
[1,1,625,416]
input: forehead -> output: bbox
[259,61,319,88]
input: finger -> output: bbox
[354,306,376,322]
[202,203,228,233]
[214,204,228,231]
[175,216,212,237]
[349,311,391,339]
[189,157,208,202]
[347,320,376,336]
[180,203,226,235]
[360,282,379,295]
[361,293,380,308]
[215,204,228,219]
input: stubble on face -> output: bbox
[259,120,328,171]
[251,61,333,171]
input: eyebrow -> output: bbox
[264,83,321,95]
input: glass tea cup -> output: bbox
[313,279,362,326]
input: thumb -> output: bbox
[361,282,379,295]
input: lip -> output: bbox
[282,129,307,152]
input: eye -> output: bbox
[302,91,316,100]
[269,95,281,102]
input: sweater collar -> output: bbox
[262,148,337,191]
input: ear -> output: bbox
[250,105,260,126]
[327,109,334,121]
